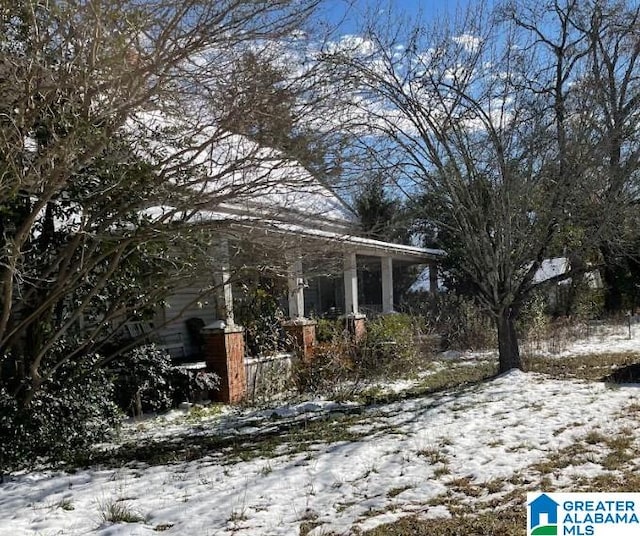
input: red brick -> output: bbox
[203,327,246,404]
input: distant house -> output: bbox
[408,265,445,294]
[532,257,603,311]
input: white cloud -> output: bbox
[452,33,481,53]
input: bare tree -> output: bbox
[573,0,640,311]
[0,0,326,408]
[324,0,638,372]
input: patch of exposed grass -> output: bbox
[600,430,635,471]
[153,523,174,532]
[98,499,147,524]
[84,409,368,469]
[625,402,640,415]
[417,447,448,465]
[56,498,74,511]
[532,450,586,475]
[362,508,525,536]
[446,476,483,498]
[485,478,506,494]
[228,509,248,523]
[299,520,324,536]
[525,352,640,381]
[387,485,412,498]
[184,403,225,422]
[583,430,607,445]
[434,464,451,478]
[572,470,640,492]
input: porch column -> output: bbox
[283,257,316,359]
[381,256,394,313]
[213,239,234,325]
[202,324,246,404]
[344,252,366,341]
[343,252,359,315]
[203,238,246,403]
[287,258,305,319]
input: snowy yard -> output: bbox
[2,324,640,536]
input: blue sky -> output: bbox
[320,0,478,33]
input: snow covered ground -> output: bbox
[2,326,640,536]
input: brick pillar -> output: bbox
[283,319,317,361]
[202,322,246,404]
[345,313,366,342]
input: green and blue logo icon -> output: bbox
[529,493,559,535]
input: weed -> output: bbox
[433,465,451,478]
[56,498,74,511]
[583,430,607,445]
[97,498,147,524]
[417,447,448,465]
[185,404,224,422]
[447,476,482,497]
[228,510,248,523]
[259,462,273,476]
[485,478,506,494]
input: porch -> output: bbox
[159,234,443,403]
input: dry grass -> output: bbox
[524,351,640,381]
[362,509,525,536]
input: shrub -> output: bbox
[234,278,290,356]
[108,344,175,416]
[0,353,120,473]
[294,313,430,398]
[359,313,426,376]
[314,317,343,343]
[402,292,496,350]
[293,337,364,399]
[170,367,220,405]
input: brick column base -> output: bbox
[202,323,246,404]
[283,319,317,361]
[345,314,366,342]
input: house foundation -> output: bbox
[202,322,246,403]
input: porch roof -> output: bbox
[145,207,444,264]
[272,222,444,263]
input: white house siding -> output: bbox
[158,285,218,358]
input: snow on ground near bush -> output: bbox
[2,327,640,536]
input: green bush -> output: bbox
[0,353,120,474]
[108,344,176,416]
[109,345,221,414]
[170,367,220,405]
[360,313,425,376]
[314,317,343,343]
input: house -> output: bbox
[137,121,444,402]
[532,257,603,312]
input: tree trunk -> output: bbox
[600,245,624,313]
[496,308,522,373]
